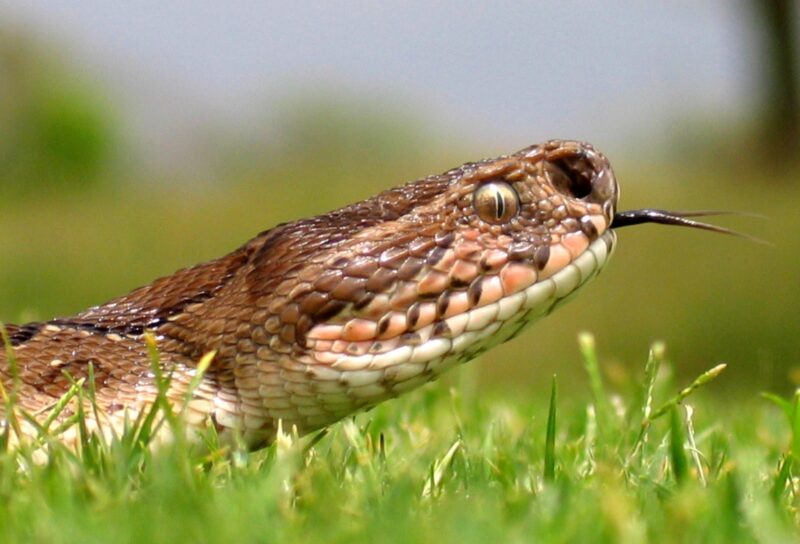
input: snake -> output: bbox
[0,140,733,449]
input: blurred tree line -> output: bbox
[0,3,798,194]
[749,0,800,165]
[0,28,120,195]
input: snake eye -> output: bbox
[474,181,520,224]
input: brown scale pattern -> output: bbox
[0,140,619,449]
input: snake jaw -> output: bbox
[321,230,617,381]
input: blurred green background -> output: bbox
[0,2,798,398]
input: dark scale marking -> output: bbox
[433,321,451,337]
[425,246,448,266]
[397,257,424,281]
[47,317,166,339]
[436,292,451,317]
[73,248,250,336]
[5,323,44,347]
[353,292,375,311]
[36,358,104,396]
[467,278,483,306]
[407,303,421,329]
[377,314,392,336]
[314,300,348,321]
[295,315,313,344]
[508,242,534,261]
[534,245,550,270]
[434,231,455,248]
[580,216,598,240]
[366,268,397,293]
[400,332,422,346]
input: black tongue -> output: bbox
[612,209,764,243]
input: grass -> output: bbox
[0,334,797,543]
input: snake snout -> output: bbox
[540,142,620,224]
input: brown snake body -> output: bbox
[0,140,726,449]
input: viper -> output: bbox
[0,140,734,449]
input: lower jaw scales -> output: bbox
[329,231,616,379]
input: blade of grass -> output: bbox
[0,324,24,447]
[683,404,707,486]
[38,377,84,434]
[791,390,800,463]
[771,455,793,503]
[640,342,665,433]
[669,407,688,485]
[132,332,175,448]
[544,374,557,483]
[647,363,727,422]
[578,333,613,437]
[181,350,216,409]
[422,438,462,499]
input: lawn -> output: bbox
[0,333,796,544]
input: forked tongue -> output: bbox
[612,209,762,243]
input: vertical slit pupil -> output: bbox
[494,189,505,220]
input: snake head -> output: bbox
[234,140,621,402]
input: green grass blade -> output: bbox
[771,455,792,503]
[544,374,557,483]
[669,406,688,484]
[578,333,613,437]
[791,390,800,463]
[648,363,727,422]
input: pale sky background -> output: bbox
[1,1,758,165]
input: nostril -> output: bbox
[546,157,594,199]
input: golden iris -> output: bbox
[474,181,519,224]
